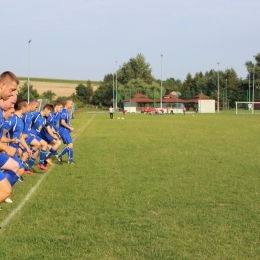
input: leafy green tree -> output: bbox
[75,84,87,103]
[181,73,194,99]
[245,53,260,98]
[116,78,162,101]
[54,96,68,103]
[42,90,56,101]
[69,93,85,108]
[86,80,93,103]
[161,77,183,94]
[17,82,39,100]
[103,74,113,83]
[75,82,93,104]
[117,53,154,85]
[92,82,113,106]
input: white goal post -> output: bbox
[235,102,260,115]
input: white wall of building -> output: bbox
[124,107,137,113]
[199,100,215,113]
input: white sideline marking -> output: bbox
[0,114,95,230]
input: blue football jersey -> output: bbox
[0,108,5,139]
[52,111,61,131]
[30,112,47,136]
[40,113,54,136]
[59,108,71,133]
[4,114,24,149]
[22,111,33,134]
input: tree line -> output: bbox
[93,53,260,108]
[18,53,260,109]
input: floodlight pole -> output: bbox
[28,39,32,103]
[115,61,118,111]
[249,72,251,105]
[112,67,115,109]
[160,54,163,109]
[217,62,220,113]
[253,66,255,98]
[245,63,251,109]
[253,55,256,113]
[226,79,227,110]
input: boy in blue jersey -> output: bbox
[2,99,32,177]
[1,99,32,203]
[21,99,41,174]
[52,100,64,133]
[56,98,75,164]
[30,104,58,170]
[0,72,20,208]
[41,100,63,165]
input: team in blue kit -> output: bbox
[0,71,76,210]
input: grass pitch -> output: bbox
[0,112,260,259]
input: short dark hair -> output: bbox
[0,71,19,85]
[54,100,64,107]
[14,98,27,111]
[43,104,54,111]
[29,99,39,105]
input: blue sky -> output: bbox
[0,0,259,82]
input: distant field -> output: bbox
[18,77,100,97]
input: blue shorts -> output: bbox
[60,132,72,144]
[25,134,35,146]
[0,170,6,181]
[23,134,41,153]
[0,153,10,167]
[34,135,43,142]
[39,131,54,144]
[13,154,24,169]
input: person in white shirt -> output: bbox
[109,106,114,119]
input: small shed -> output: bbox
[186,94,216,113]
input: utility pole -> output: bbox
[28,39,32,102]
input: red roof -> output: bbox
[164,93,176,98]
[155,97,187,103]
[186,94,214,103]
[133,93,147,98]
[124,97,154,103]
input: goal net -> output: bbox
[37,99,50,112]
[235,102,260,115]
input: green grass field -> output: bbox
[1,112,260,259]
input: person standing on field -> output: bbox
[183,106,186,115]
[109,106,114,119]
[170,107,173,115]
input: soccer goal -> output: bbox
[235,102,260,115]
[37,99,50,112]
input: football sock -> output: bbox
[28,157,36,167]
[68,148,74,162]
[59,146,69,158]
[46,148,56,159]
[39,150,46,164]
[3,170,19,186]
